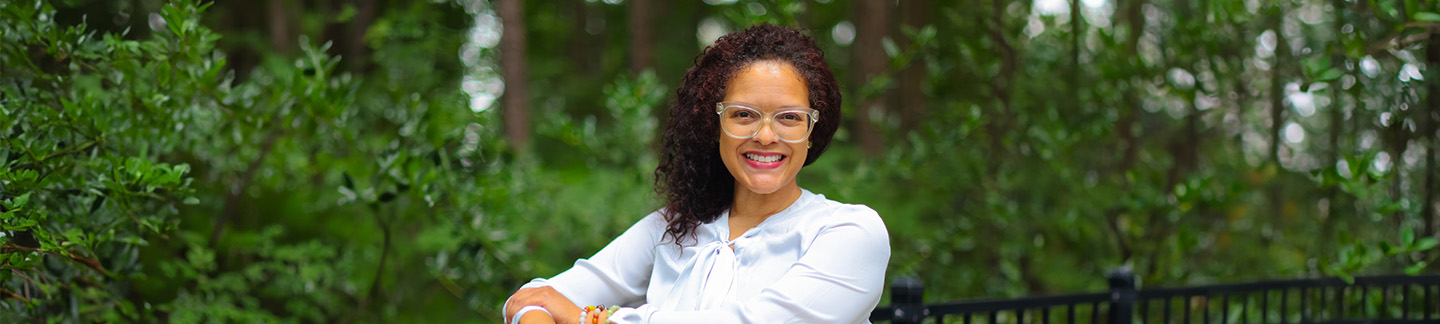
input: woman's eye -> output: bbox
[779,113,801,120]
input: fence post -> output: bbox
[1108,266,1137,324]
[891,276,925,324]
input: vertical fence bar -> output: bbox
[988,311,997,324]
[1359,284,1368,319]
[1138,298,1148,324]
[1108,267,1136,324]
[1220,294,1229,324]
[1401,284,1409,320]
[1161,296,1171,324]
[1381,284,1388,320]
[1042,306,1051,324]
[1181,296,1190,324]
[1280,288,1289,323]
[1242,292,1249,324]
[1261,288,1268,323]
[1428,284,1435,320]
[1066,303,1074,324]
[1327,285,1334,320]
[1300,286,1309,323]
[1202,295,1210,324]
[1091,302,1100,324]
[1339,285,1346,320]
[963,312,972,324]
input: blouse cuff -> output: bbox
[606,304,655,324]
[510,306,549,324]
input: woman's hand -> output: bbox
[505,286,583,324]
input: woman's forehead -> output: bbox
[724,61,809,107]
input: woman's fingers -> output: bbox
[505,288,544,322]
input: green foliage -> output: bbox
[2,0,208,319]
[3,0,482,321]
[3,0,1438,322]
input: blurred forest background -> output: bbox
[2,0,1439,322]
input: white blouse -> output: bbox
[505,189,890,324]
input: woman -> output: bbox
[503,24,890,324]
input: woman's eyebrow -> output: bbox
[726,101,809,109]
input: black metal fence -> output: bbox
[870,268,1440,324]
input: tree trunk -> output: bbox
[1422,30,1439,237]
[127,0,152,40]
[897,0,928,137]
[499,0,531,150]
[1321,0,1348,257]
[569,1,600,77]
[1117,0,1145,175]
[1268,25,1286,165]
[1268,7,1289,231]
[347,0,378,72]
[853,0,889,156]
[267,0,296,54]
[629,0,654,74]
[1069,0,1084,114]
[984,0,1018,154]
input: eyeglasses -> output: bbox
[715,102,819,143]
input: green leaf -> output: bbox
[882,37,900,59]
[1415,12,1440,22]
[1402,227,1415,246]
[1303,56,1330,76]
[1405,261,1427,275]
[1414,237,1439,251]
[336,4,358,23]
[3,218,38,230]
[1315,68,1345,83]
[6,192,31,209]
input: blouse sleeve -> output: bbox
[610,205,891,324]
[536,211,666,307]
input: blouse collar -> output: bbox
[713,188,817,243]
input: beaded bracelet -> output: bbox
[576,305,620,324]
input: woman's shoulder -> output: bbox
[636,209,670,230]
[800,190,887,234]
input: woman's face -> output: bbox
[719,61,810,195]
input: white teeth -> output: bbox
[745,153,782,163]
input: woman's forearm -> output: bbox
[519,311,557,324]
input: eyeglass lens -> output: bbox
[720,106,813,141]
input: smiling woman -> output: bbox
[502,24,889,324]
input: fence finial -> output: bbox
[1108,266,1137,324]
[891,277,925,324]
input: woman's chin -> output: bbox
[738,178,791,195]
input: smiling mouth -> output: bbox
[745,153,785,163]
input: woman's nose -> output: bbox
[751,118,779,144]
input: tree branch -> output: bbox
[360,211,393,314]
[2,244,108,275]
[0,288,28,302]
[208,128,284,248]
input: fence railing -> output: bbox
[869,268,1440,324]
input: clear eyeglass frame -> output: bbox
[714,101,820,143]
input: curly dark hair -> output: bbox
[653,24,842,244]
